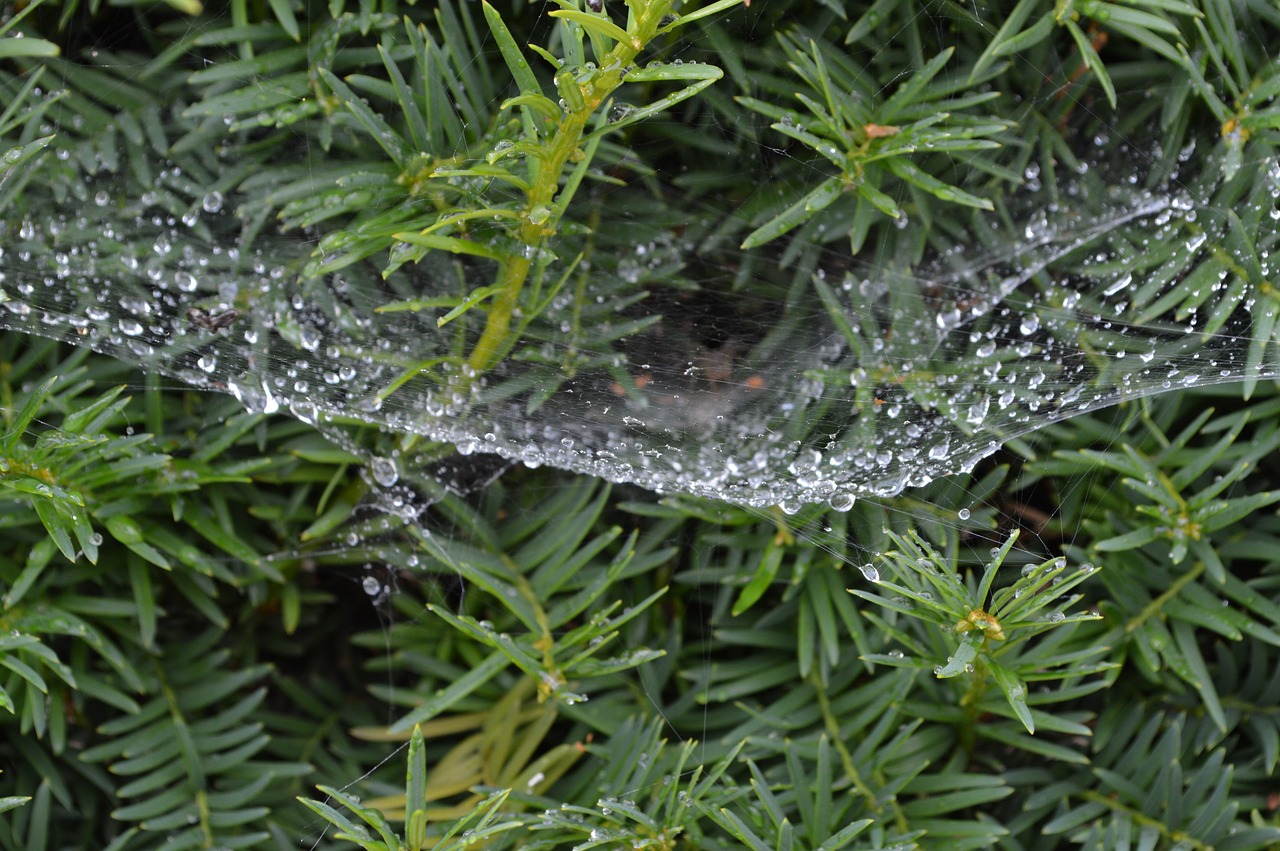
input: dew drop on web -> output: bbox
[370,456,399,488]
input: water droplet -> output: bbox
[608,103,635,123]
[371,456,398,487]
[828,492,855,511]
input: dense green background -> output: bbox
[3,0,1280,849]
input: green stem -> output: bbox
[1077,789,1213,850]
[1126,560,1204,633]
[813,673,912,834]
[468,247,534,373]
[468,109,584,373]
[465,1,674,374]
[958,652,990,755]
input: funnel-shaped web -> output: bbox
[2,153,1279,511]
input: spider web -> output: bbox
[1,148,1277,513]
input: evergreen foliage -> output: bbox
[3,0,1280,849]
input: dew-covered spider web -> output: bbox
[2,8,1280,515]
[3,156,1279,512]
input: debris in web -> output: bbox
[2,154,1278,511]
